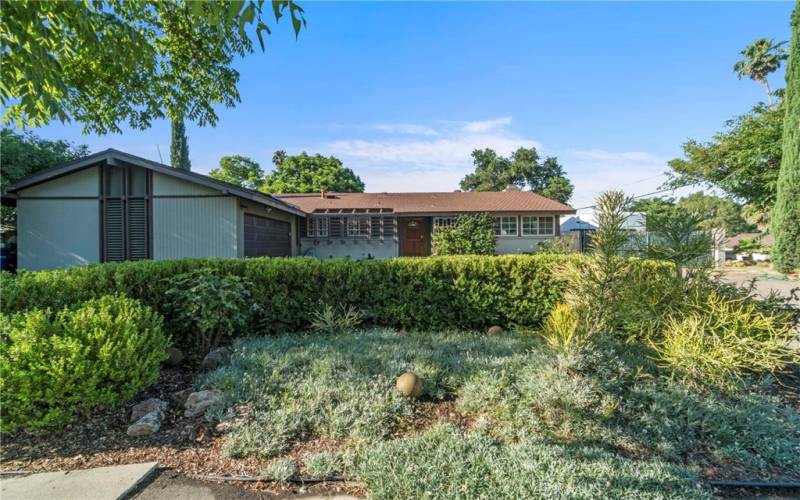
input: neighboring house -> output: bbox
[724,232,773,262]
[560,216,597,233]
[2,149,576,270]
[280,191,575,259]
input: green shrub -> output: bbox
[654,289,799,391]
[310,304,363,334]
[432,214,496,255]
[0,295,168,432]
[0,255,675,334]
[304,452,343,477]
[261,458,296,482]
[164,269,256,352]
[354,424,706,500]
[540,303,586,353]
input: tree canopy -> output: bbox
[1,129,89,228]
[734,38,789,107]
[1,1,305,134]
[459,147,574,204]
[772,4,800,273]
[666,102,783,224]
[261,152,365,193]
[632,193,753,237]
[208,155,266,190]
[170,117,191,170]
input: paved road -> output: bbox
[718,268,800,306]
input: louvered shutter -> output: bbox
[127,198,149,260]
[104,199,125,262]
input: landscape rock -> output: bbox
[184,389,224,418]
[165,347,184,367]
[396,372,423,398]
[214,404,252,433]
[172,388,193,405]
[487,325,504,335]
[130,398,167,423]
[126,411,162,436]
[200,347,231,371]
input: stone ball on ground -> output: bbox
[165,347,184,367]
[396,372,422,398]
[487,325,504,335]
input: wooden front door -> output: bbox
[400,217,429,256]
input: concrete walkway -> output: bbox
[1,462,158,500]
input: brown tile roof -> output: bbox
[724,232,774,249]
[274,191,576,215]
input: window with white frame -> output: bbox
[347,216,371,237]
[521,216,555,236]
[493,216,518,236]
[433,216,457,231]
[307,216,329,237]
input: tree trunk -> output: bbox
[763,78,773,107]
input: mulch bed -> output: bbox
[0,367,361,497]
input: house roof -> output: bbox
[4,149,306,217]
[275,191,576,215]
[724,232,774,249]
[560,216,597,232]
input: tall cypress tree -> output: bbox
[170,116,191,170]
[773,4,800,273]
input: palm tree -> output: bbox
[734,38,789,107]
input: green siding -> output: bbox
[152,197,238,259]
[17,199,100,270]
[20,166,99,197]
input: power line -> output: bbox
[574,186,681,211]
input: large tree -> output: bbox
[209,155,265,190]
[632,193,753,237]
[261,152,365,193]
[0,129,89,228]
[1,1,305,133]
[666,102,783,226]
[772,5,800,272]
[170,117,191,170]
[459,147,574,204]
[734,38,789,107]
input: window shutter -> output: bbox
[104,199,125,262]
[127,198,149,260]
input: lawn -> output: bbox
[198,328,800,499]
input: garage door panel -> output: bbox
[244,214,291,257]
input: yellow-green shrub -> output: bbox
[0,295,168,432]
[540,303,586,352]
[655,290,799,391]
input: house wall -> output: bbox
[16,167,101,270]
[152,172,239,259]
[299,238,398,259]
[236,201,298,257]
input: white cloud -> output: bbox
[321,116,539,191]
[461,116,513,133]
[371,123,439,136]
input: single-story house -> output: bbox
[2,149,576,270]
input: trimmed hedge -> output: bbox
[0,295,168,431]
[0,255,675,335]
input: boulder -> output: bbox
[184,389,224,418]
[126,410,162,437]
[487,325,504,335]
[165,347,184,367]
[396,372,422,398]
[200,347,231,371]
[130,398,167,423]
[214,404,252,433]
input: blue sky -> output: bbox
[32,1,794,210]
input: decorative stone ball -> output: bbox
[396,372,422,398]
[488,325,504,335]
[165,347,184,367]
